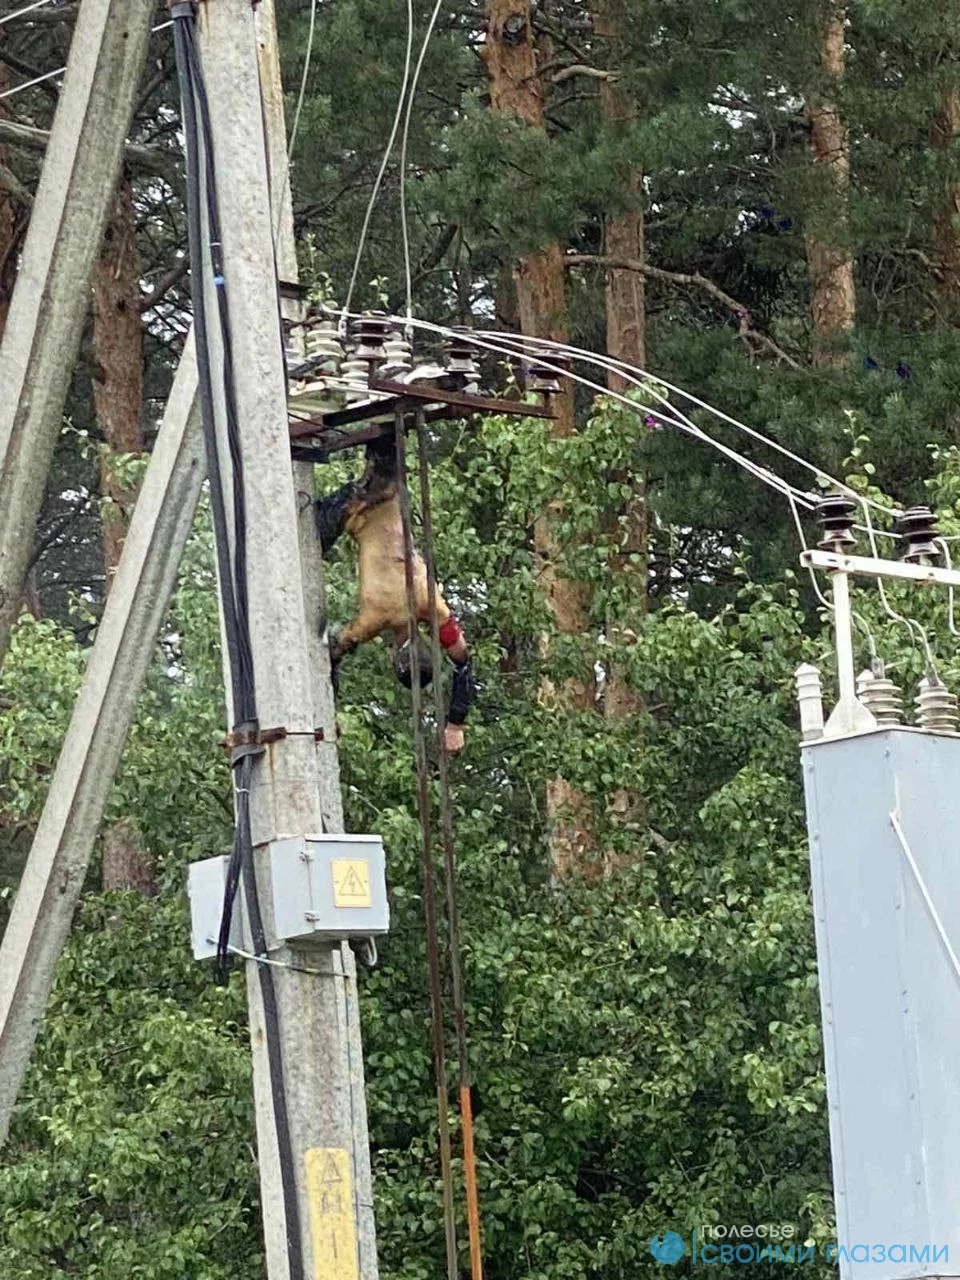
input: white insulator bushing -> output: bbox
[381,332,412,377]
[915,676,959,733]
[796,662,825,742]
[341,356,370,402]
[857,669,904,726]
[285,323,307,365]
[304,320,344,373]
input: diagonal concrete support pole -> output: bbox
[0,0,155,665]
[0,341,203,1146]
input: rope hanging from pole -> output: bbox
[414,411,485,1280]
[394,409,460,1280]
[394,407,485,1280]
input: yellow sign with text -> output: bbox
[305,1147,359,1280]
[331,859,372,909]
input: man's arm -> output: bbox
[447,656,476,727]
[439,616,475,752]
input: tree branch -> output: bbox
[565,252,803,369]
[550,64,619,86]
[139,257,188,313]
[0,160,31,207]
[0,118,183,195]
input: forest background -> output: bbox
[1,0,960,1275]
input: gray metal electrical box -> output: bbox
[188,854,248,961]
[803,727,960,1279]
[188,833,388,960]
[269,833,388,942]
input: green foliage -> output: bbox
[10,0,960,1271]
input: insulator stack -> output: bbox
[816,494,857,552]
[444,328,480,386]
[523,361,559,394]
[795,662,825,741]
[899,505,941,564]
[304,320,344,374]
[341,355,370,401]
[381,331,412,377]
[915,675,959,733]
[857,669,903,725]
[351,311,390,365]
[284,322,307,366]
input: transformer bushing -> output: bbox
[816,493,857,552]
[524,350,570,398]
[856,668,904,725]
[304,320,344,374]
[899,504,941,564]
[915,675,959,733]
[381,331,412,377]
[444,328,480,384]
[341,355,370,402]
[351,311,390,365]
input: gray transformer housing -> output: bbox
[802,727,960,1279]
[188,833,389,959]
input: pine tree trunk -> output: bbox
[805,0,855,365]
[484,0,593,876]
[0,70,30,619]
[91,177,154,895]
[0,70,22,334]
[932,82,960,313]
[592,0,647,865]
[93,177,144,572]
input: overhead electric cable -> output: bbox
[286,0,317,164]
[334,310,818,510]
[0,0,58,28]
[0,17,173,98]
[399,0,445,330]
[479,329,901,519]
[935,538,960,638]
[339,0,414,333]
[857,495,935,667]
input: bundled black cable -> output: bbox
[170,6,304,1277]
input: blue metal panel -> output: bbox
[803,728,960,1280]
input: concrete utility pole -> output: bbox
[0,0,154,664]
[0,345,204,1146]
[197,3,378,1276]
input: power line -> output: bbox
[327,309,954,652]
[340,0,414,332]
[286,0,317,163]
[353,311,819,510]
[0,63,62,97]
[0,0,58,28]
[399,0,445,331]
[0,18,172,99]
[479,330,901,519]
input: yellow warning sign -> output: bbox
[331,859,372,909]
[305,1147,359,1280]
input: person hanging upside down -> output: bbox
[314,434,476,753]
